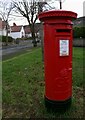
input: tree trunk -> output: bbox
[6,34,8,46]
[30,24,37,47]
[32,31,37,47]
[40,23,44,62]
[5,21,8,46]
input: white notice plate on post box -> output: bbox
[59,40,69,56]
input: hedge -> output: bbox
[73,27,85,38]
[0,36,14,42]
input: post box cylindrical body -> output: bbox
[38,10,77,110]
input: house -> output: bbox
[23,24,41,38]
[0,18,6,36]
[24,25,31,38]
[9,22,41,39]
[10,23,25,39]
[0,18,10,36]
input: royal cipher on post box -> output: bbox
[38,10,77,111]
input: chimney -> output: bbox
[13,23,17,26]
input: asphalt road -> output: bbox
[1,40,41,60]
[2,43,32,56]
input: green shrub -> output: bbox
[8,36,14,42]
[0,36,14,42]
[0,36,2,41]
[16,38,23,40]
[16,37,33,40]
[73,27,85,38]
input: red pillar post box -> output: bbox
[38,10,77,111]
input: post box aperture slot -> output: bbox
[56,29,71,33]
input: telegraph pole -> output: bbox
[60,0,62,9]
[59,0,66,9]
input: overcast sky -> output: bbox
[61,0,84,17]
[50,0,84,17]
[9,0,85,26]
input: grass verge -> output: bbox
[2,47,84,118]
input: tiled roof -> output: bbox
[24,25,31,34]
[10,23,41,34]
[11,25,22,32]
[24,23,41,34]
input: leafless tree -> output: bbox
[13,0,42,47]
[0,0,14,45]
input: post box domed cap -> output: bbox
[38,10,77,21]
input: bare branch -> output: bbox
[0,0,15,45]
[12,0,47,46]
[34,15,38,24]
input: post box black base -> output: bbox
[45,96,72,112]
